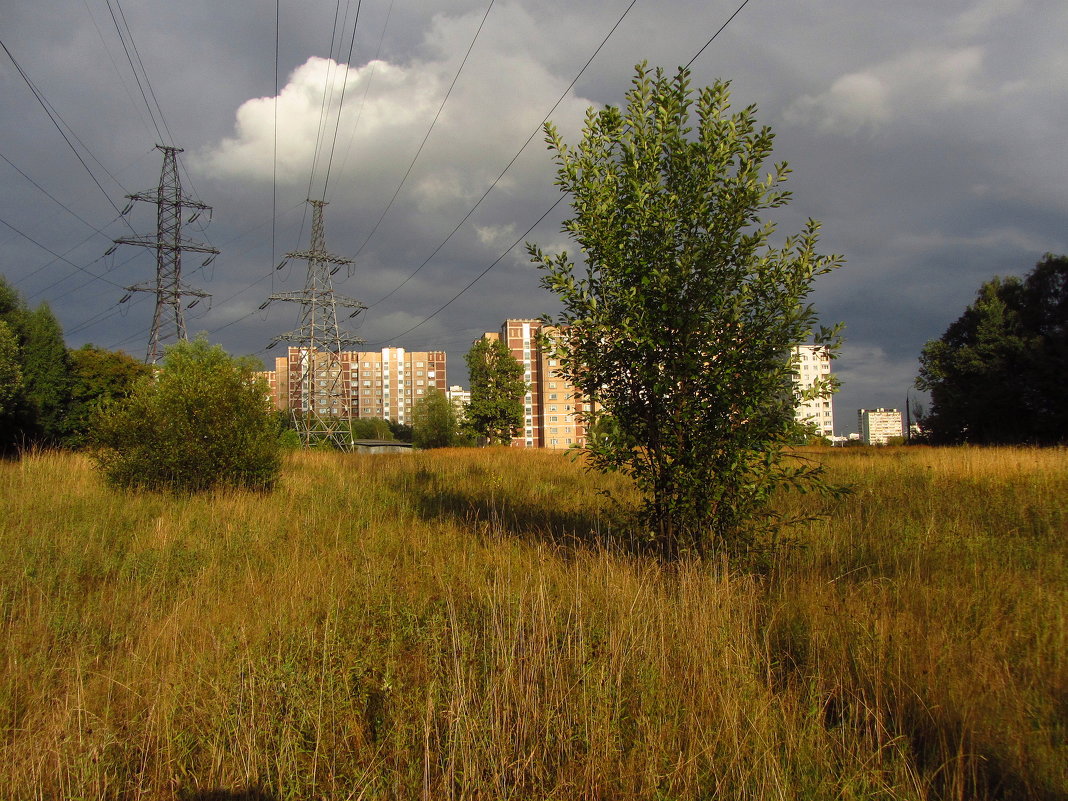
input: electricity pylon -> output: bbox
[267,199,367,449]
[113,144,218,364]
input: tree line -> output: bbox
[0,275,150,453]
[916,254,1067,445]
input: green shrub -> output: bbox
[89,337,282,492]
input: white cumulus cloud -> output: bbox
[785,46,993,134]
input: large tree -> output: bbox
[464,337,526,446]
[21,303,71,442]
[0,321,23,421]
[64,345,152,446]
[411,387,459,449]
[90,337,282,492]
[917,254,1068,444]
[528,64,843,558]
[0,276,62,449]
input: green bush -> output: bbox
[89,337,282,492]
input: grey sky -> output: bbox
[2,0,1065,433]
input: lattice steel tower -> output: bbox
[267,199,367,448]
[113,144,218,364]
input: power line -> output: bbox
[685,0,753,69]
[272,0,281,296]
[103,0,173,145]
[363,0,754,346]
[0,149,120,238]
[350,0,496,257]
[0,216,126,290]
[0,38,133,223]
[363,194,566,346]
[364,0,638,311]
[321,0,364,202]
[79,0,158,140]
[336,0,396,180]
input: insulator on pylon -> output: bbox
[187,211,200,224]
[202,254,216,267]
[349,310,360,317]
[266,341,276,350]
[276,259,288,271]
[121,202,134,215]
[186,299,199,309]
[105,244,117,255]
[258,301,270,310]
[119,293,132,303]
[330,265,341,275]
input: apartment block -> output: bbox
[260,346,447,425]
[793,344,835,437]
[481,319,588,449]
[858,408,903,445]
[446,385,471,421]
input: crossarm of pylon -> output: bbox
[269,332,366,347]
[114,236,219,256]
[125,191,212,212]
[125,282,210,299]
[284,249,354,268]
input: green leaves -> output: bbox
[89,336,282,492]
[464,337,527,446]
[917,254,1068,444]
[412,388,459,449]
[529,64,844,559]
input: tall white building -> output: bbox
[446,385,471,421]
[793,345,835,437]
[858,408,903,445]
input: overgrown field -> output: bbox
[0,446,1064,800]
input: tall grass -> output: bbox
[0,446,1063,799]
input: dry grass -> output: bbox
[0,446,1064,799]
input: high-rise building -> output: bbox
[793,344,835,437]
[478,322,838,448]
[858,408,903,445]
[446,385,471,421]
[481,320,589,449]
[259,346,447,426]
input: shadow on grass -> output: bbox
[395,469,642,555]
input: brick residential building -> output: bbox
[480,319,589,449]
[259,346,447,426]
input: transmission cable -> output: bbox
[0,149,119,238]
[365,0,636,309]
[0,217,125,290]
[364,194,566,346]
[104,0,174,146]
[365,0,754,345]
[0,39,133,225]
[350,0,496,258]
[321,0,364,202]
